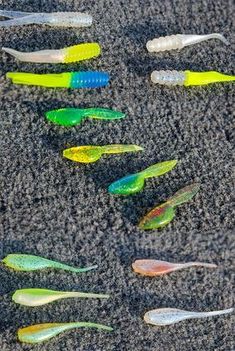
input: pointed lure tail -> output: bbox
[6,72,71,87]
[101,144,143,154]
[140,160,178,179]
[167,183,200,207]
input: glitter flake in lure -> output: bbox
[139,183,200,230]
[13,288,109,307]
[46,108,125,127]
[0,10,92,28]
[63,144,143,163]
[6,71,109,89]
[132,259,217,277]
[108,160,178,195]
[144,308,234,326]
[18,322,113,344]
[2,254,97,273]
[151,70,235,86]
[2,43,101,64]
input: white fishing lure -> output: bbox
[146,34,229,53]
[144,307,234,326]
[0,10,92,28]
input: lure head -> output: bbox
[46,109,85,126]
[139,204,175,230]
[108,174,144,195]
[63,146,103,163]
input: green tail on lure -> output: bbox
[139,183,200,230]
[2,254,97,273]
[18,322,113,344]
[46,108,126,126]
[13,288,110,307]
[108,160,178,195]
[63,144,143,163]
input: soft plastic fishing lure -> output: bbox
[0,10,92,28]
[2,254,97,273]
[132,259,217,277]
[13,288,109,307]
[108,160,178,195]
[18,322,113,344]
[2,43,101,63]
[63,144,143,163]
[151,70,235,86]
[6,71,109,89]
[144,308,234,326]
[146,33,229,53]
[139,183,200,230]
[46,108,125,126]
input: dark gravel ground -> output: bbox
[0,0,234,350]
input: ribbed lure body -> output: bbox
[63,144,143,163]
[6,71,109,89]
[13,288,109,307]
[2,254,97,273]
[151,70,235,86]
[2,43,101,64]
[108,160,178,195]
[46,108,125,126]
[18,322,113,344]
[144,308,234,326]
[0,10,92,28]
[132,259,217,277]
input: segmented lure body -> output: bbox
[7,71,109,89]
[132,259,217,276]
[2,43,101,63]
[0,10,92,28]
[18,322,113,344]
[108,160,178,195]
[46,108,125,126]
[13,288,109,307]
[151,70,235,86]
[63,144,143,163]
[146,33,229,52]
[144,308,234,326]
[139,183,200,230]
[2,254,97,273]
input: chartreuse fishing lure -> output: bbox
[139,183,200,230]
[151,70,235,86]
[108,160,178,195]
[18,322,113,344]
[2,254,97,273]
[144,308,234,326]
[0,10,92,28]
[46,108,125,127]
[63,144,143,163]
[13,288,109,307]
[2,43,101,64]
[6,71,109,89]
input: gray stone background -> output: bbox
[0,0,234,350]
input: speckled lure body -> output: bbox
[18,322,113,344]
[7,71,109,89]
[139,183,200,230]
[46,108,125,126]
[2,254,97,273]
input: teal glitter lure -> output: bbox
[46,108,125,126]
[108,160,178,195]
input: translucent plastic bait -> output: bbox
[151,70,235,86]
[13,288,109,307]
[46,108,125,127]
[108,160,177,195]
[2,254,97,273]
[146,33,229,53]
[2,43,101,64]
[144,308,234,326]
[139,183,200,230]
[0,10,92,28]
[6,71,109,89]
[132,259,217,277]
[18,322,113,344]
[63,144,143,163]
